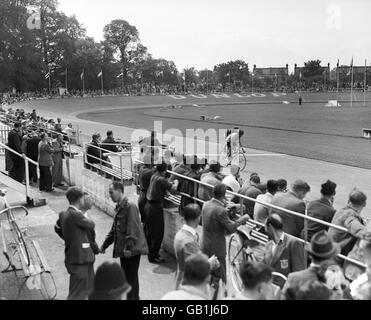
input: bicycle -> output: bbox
[221,143,247,172]
[227,221,287,298]
[0,189,30,267]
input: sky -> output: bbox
[58,0,371,72]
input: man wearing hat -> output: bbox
[282,230,340,300]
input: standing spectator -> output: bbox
[100,182,148,300]
[144,163,179,263]
[54,118,62,133]
[26,131,40,184]
[54,187,97,300]
[52,133,64,187]
[169,154,189,182]
[234,261,274,300]
[282,230,340,300]
[254,179,278,223]
[329,189,371,256]
[270,179,310,238]
[232,173,262,217]
[305,180,337,241]
[198,161,223,202]
[162,253,212,300]
[350,240,371,300]
[62,123,77,144]
[30,109,37,121]
[174,204,219,289]
[179,162,202,211]
[38,133,54,192]
[264,214,305,279]
[89,261,131,300]
[137,154,154,225]
[201,184,250,296]
[7,122,24,182]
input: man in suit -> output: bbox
[101,130,119,153]
[198,162,223,202]
[100,182,148,300]
[201,183,250,288]
[26,131,41,184]
[264,214,305,280]
[305,180,337,241]
[282,230,340,300]
[38,133,54,192]
[7,122,24,182]
[270,179,310,238]
[55,187,98,300]
[174,204,219,289]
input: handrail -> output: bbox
[0,142,38,166]
[134,159,367,269]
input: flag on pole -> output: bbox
[80,70,84,80]
[116,72,124,78]
[97,71,102,78]
[44,72,50,79]
[347,57,353,75]
[337,59,339,68]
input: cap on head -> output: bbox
[349,188,367,207]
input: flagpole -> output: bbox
[350,61,354,108]
[206,70,209,93]
[48,66,51,94]
[364,59,367,107]
[65,67,68,92]
[82,69,85,95]
[100,69,104,95]
[336,60,339,104]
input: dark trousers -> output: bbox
[9,155,24,182]
[210,256,227,300]
[144,202,164,260]
[66,263,95,300]
[29,163,38,183]
[39,165,52,191]
[138,191,147,223]
[120,255,141,300]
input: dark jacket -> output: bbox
[7,129,23,156]
[270,191,306,238]
[102,197,148,258]
[101,137,119,153]
[86,140,102,164]
[305,198,336,241]
[55,207,96,265]
[264,233,306,278]
[232,184,262,217]
[26,136,41,161]
[201,198,238,259]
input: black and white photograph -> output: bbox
[0,0,371,309]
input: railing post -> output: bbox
[193,181,197,204]
[120,154,123,184]
[23,155,30,202]
[304,201,309,267]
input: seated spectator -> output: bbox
[305,180,337,241]
[89,260,131,300]
[350,240,371,300]
[174,204,219,289]
[198,161,223,202]
[329,188,371,256]
[270,179,310,238]
[86,133,106,167]
[264,214,305,279]
[62,123,77,144]
[161,253,212,300]
[234,261,274,300]
[254,179,278,223]
[276,179,288,193]
[232,173,262,218]
[54,118,62,133]
[222,165,242,202]
[283,230,340,300]
[179,162,202,212]
[295,280,333,300]
[101,130,119,153]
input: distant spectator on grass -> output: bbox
[305,180,337,241]
[198,161,223,202]
[232,173,262,218]
[254,179,278,224]
[329,189,371,256]
[270,179,310,238]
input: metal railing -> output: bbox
[134,159,367,269]
[84,143,133,182]
[0,142,38,201]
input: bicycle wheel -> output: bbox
[11,221,30,266]
[239,151,247,171]
[227,233,245,293]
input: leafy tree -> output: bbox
[214,60,249,86]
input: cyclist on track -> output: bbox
[225,127,245,165]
